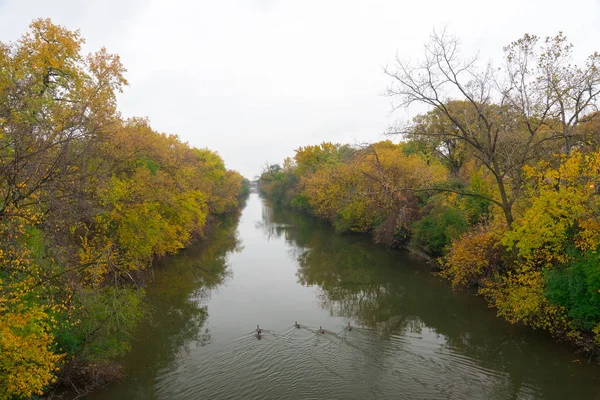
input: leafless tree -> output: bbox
[384,29,600,228]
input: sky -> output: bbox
[1,0,599,178]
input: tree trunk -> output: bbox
[492,161,514,229]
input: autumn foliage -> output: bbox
[440,225,501,288]
[260,32,600,356]
[0,19,244,398]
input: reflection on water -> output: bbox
[91,193,600,400]
[88,210,243,400]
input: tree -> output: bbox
[405,101,471,176]
[503,150,600,266]
[292,142,354,178]
[0,18,127,219]
[300,141,446,240]
[529,33,600,153]
[384,30,599,228]
[0,19,245,397]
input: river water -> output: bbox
[90,192,600,400]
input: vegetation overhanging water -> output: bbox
[89,192,600,400]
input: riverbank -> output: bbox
[0,20,252,399]
[257,140,600,362]
[49,195,248,399]
[263,183,600,362]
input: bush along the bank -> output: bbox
[259,32,600,358]
[0,19,244,398]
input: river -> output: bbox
[90,192,600,399]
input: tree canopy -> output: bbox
[0,19,245,398]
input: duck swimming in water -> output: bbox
[294,321,300,328]
[256,325,262,334]
[347,322,352,331]
[319,326,325,334]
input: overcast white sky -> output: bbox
[1,0,599,178]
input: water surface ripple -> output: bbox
[90,193,600,400]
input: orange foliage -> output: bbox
[300,141,447,233]
[441,225,502,288]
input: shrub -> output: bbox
[479,266,572,335]
[441,225,500,287]
[412,206,469,256]
[544,249,600,331]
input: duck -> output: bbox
[347,322,352,331]
[256,324,262,334]
[319,326,325,334]
[294,321,300,328]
